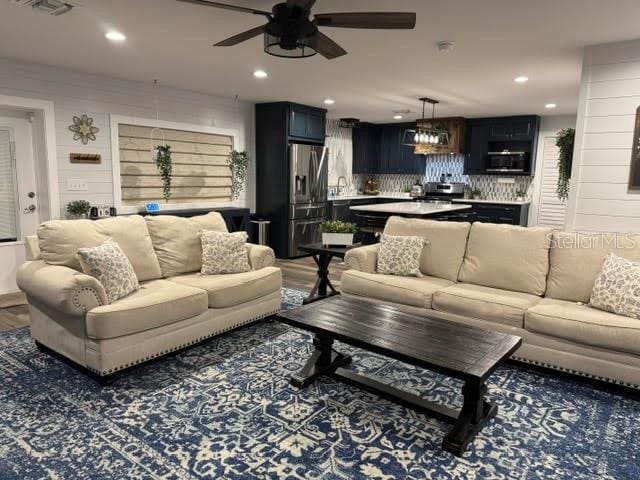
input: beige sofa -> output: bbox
[16,212,282,376]
[342,216,640,389]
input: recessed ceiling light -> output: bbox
[253,69,268,79]
[545,103,557,109]
[323,98,335,105]
[514,76,529,84]
[105,31,126,43]
[393,114,403,120]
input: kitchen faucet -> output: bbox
[337,176,347,195]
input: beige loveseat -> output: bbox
[17,212,282,376]
[342,216,640,389]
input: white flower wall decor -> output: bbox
[68,114,99,144]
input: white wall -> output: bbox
[566,39,640,232]
[0,58,256,216]
[0,58,255,296]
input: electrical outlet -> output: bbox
[497,177,516,184]
[67,179,88,191]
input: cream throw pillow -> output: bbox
[590,253,640,319]
[200,230,251,275]
[77,240,139,304]
[377,234,425,277]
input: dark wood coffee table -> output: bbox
[298,243,360,304]
[276,296,522,456]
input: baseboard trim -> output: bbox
[0,291,26,309]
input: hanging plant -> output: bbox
[228,150,250,200]
[556,128,575,201]
[155,145,173,201]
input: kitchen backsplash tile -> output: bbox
[351,154,533,201]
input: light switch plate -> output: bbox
[67,179,88,191]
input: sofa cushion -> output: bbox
[341,270,452,309]
[85,280,208,339]
[383,216,471,281]
[432,283,541,328]
[546,231,640,303]
[37,215,162,281]
[168,266,282,309]
[377,234,425,277]
[200,230,251,275]
[145,213,228,277]
[525,298,640,356]
[77,240,139,304]
[458,222,552,296]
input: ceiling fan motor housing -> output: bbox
[267,3,317,51]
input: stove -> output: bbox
[413,181,466,203]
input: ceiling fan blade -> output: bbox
[176,0,271,17]
[214,25,266,46]
[311,32,347,60]
[287,0,316,10]
[315,12,416,29]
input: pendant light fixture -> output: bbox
[402,97,449,150]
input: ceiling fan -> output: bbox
[176,0,416,59]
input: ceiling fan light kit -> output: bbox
[176,0,416,60]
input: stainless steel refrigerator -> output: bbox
[287,143,328,257]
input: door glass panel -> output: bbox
[0,128,18,242]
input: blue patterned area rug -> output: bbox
[1,288,639,479]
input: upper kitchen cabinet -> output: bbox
[288,103,327,142]
[352,123,425,174]
[352,123,379,174]
[464,115,540,175]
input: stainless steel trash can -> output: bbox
[250,219,270,246]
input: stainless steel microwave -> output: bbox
[485,150,528,173]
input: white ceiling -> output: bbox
[1,0,639,122]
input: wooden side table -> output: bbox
[298,243,360,304]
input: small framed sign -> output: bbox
[628,106,640,190]
[70,153,101,164]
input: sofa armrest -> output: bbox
[344,244,379,273]
[16,260,108,316]
[245,243,276,270]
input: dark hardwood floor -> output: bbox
[0,256,348,333]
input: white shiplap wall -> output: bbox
[566,40,640,232]
[0,58,256,215]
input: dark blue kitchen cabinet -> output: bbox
[288,103,326,142]
[464,115,540,175]
[352,123,379,174]
[352,123,425,174]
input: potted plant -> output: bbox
[320,220,357,246]
[66,200,91,219]
[228,150,250,200]
[154,145,173,201]
[515,188,526,202]
[470,188,482,200]
[556,128,575,201]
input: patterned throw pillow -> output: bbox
[200,230,251,275]
[376,234,426,277]
[77,239,139,304]
[590,253,640,319]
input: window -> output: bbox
[117,124,234,205]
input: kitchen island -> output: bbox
[350,201,473,236]
[350,201,471,216]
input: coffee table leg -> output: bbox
[442,378,498,456]
[303,253,339,304]
[290,333,352,388]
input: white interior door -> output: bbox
[0,117,39,241]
